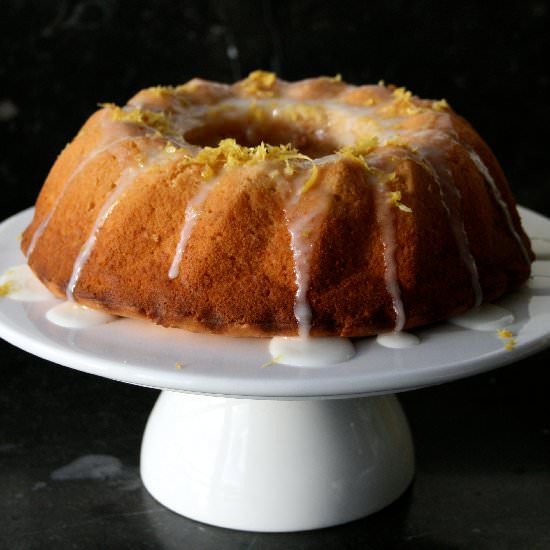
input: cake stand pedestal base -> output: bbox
[140,391,415,532]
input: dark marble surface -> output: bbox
[1,351,549,549]
[1,1,550,548]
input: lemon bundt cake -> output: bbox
[21,71,533,337]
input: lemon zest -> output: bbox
[504,339,516,351]
[337,146,370,169]
[432,98,450,112]
[241,70,277,97]
[384,137,419,155]
[387,191,412,213]
[355,136,380,152]
[336,137,379,170]
[300,163,319,194]
[0,281,15,297]
[378,86,422,117]
[392,86,412,102]
[200,164,215,180]
[260,354,283,368]
[102,103,174,135]
[175,138,316,184]
[496,329,516,350]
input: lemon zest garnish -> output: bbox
[175,138,316,183]
[377,86,422,117]
[260,354,283,368]
[387,190,412,213]
[384,137,419,155]
[432,98,450,112]
[336,137,379,170]
[300,163,319,194]
[241,70,277,97]
[175,362,183,369]
[397,202,412,213]
[201,164,215,180]
[101,103,174,135]
[0,281,15,297]
[496,329,516,351]
[354,136,379,152]
[392,86,412,102]
[504,339,516,351]
[404,105,422,115]
[144,85,178,99]
[384,171,399,184]
[337,146,370,169]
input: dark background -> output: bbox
[1,1,549,549]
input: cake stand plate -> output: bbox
[1,207,550,532]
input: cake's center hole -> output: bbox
[184,110,338,159]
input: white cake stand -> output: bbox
[1,208,550,532]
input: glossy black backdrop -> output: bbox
[1,2,550,549]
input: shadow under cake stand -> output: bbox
[1,207,549,532]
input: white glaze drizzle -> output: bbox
[449,303,514,331]
[286,210,315,338]
[376,331,420,349]
[46,301,116,328]
[0,264,54,302]
[467,149,532,264]
[168,173,222,279]
[26,135,138,260]
[281,169,330,338]
[66,146,163,301]
[374,180,406,331]
[411,140,483,307]
[269,336,355,367]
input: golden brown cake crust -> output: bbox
[22,72,533,336]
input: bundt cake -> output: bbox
[21,71,533,337]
